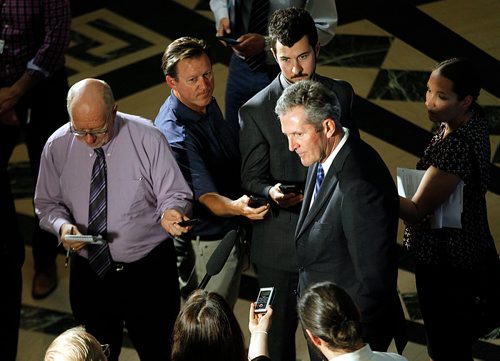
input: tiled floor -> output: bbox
[9,0,499,360]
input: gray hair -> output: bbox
[275,80,341,131]
[45,326,106,361]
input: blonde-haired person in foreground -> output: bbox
[45,326,108,361]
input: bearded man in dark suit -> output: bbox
[238,8,357,361]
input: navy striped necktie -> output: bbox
[87,148,112,278]
[313,163,324,200]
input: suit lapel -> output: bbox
[295,138,353,240]
[295,165,315,237]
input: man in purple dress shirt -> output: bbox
[34,79,193,361]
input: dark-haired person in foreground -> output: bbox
[171,289,273,361]
[298,281,408,361]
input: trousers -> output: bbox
[70,240,179,361]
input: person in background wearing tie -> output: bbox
[276,80,407,361]
[238,8,356,361]
[209,0,338,127]
[34,78,193,361]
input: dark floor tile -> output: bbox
[319,34,393,68]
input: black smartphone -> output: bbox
[216,35,241,46]
[279,184,303,194]
[248,195,268,208]
[255,287,275,313]
[177,218,200,227]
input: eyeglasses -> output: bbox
[101,344,110,357]
[69,121,109,137]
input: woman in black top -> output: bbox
[400,57,498,360]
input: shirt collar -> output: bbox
[321,127,349,175]
[279,73,318,89]
[170,92,216,123]
[328,344,372,361]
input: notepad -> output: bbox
[397,167,463,229]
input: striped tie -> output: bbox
[245,0,269,71]
[87,148,112,278]
[313,163,324,200]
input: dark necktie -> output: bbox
[87,148,112,278]
[245,0,270,71]
[313,163,324,201]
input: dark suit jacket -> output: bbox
[239,74,357,271]
[296,134,407,352]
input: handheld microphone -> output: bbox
[198,229,238,289]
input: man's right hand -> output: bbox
[216,17,231,37]
[0,109,19,126]
[269,183,303,208]
[60,223,87,252]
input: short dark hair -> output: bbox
[268,7,318,52]
[298,281,363,352]
[161,37,211,77]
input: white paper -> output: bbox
[397,167,463,229]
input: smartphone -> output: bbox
[216,35,241,46]
[248,195,268,208]
[255,287,275,313]
[178,218,200,227]
[279,184,304,194]
[65,235,105,245]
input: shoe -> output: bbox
[32,264,58,299]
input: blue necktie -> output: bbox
[313,163,324,200]
[87,148,112,278]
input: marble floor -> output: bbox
[9,0,500,360]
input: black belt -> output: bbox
[194,233,227,241]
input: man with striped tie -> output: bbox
[34,78,193,361]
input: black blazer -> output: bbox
[296,135,407,352]
[239,73,357,271]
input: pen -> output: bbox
[65,246,70,268]
[65,226,74,268]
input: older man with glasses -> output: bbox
[35,78,193,361]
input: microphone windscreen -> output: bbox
[206,230,237,276]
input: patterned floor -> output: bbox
[10,0,499,360]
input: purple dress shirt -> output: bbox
[34,112,193,263]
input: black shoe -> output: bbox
[32,264,57,299]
